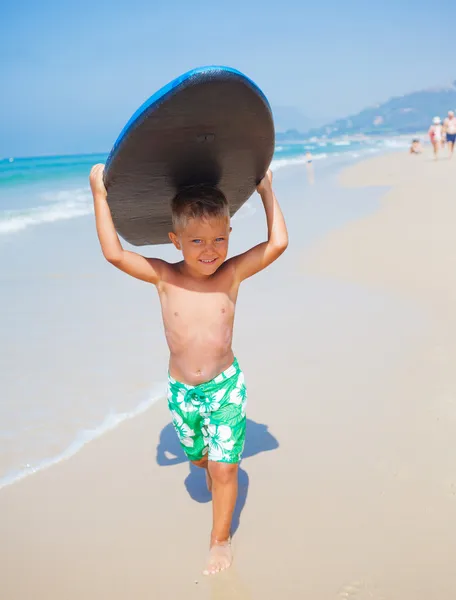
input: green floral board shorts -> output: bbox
[167,359,247,463]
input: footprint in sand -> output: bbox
[338,580,384,600]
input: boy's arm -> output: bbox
[90,164,163,285]
[230,171,288,282]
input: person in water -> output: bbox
[305,151,315,184]
[409,139,423,154]
[89,165,288,575]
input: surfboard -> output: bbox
[103,66,275,246]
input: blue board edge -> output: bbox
[105,66,272,174]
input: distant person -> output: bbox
[409,138,423,154]
[443,110,456,158]
[305,151,315,184]
[428,117,443,159]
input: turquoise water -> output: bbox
[0,138,407,236]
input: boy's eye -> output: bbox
[215,237,225,243]
[192,239,202,244]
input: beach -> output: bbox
[0,142,388,490]
[2,148,456,599]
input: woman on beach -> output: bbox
[428,117,443,159]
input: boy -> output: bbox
[89,164,288,575]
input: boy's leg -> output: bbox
[203,461,239,575]
[191,457,238,534]
[192,456,212,492]
[209,461,238,540]
[198,359,247,575]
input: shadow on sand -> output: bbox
[156,418,279,534]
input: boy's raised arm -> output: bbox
[231,171,288,282]
[90,164,163,285]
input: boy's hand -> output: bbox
[91,161,163,285]
[89,164,107,198]
[230,167,287,282]
[256,169,273,195]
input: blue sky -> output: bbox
[2,0,454,157]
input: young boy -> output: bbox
[89,164,288,575]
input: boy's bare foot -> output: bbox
[203,539,232,575]
[205,468,213,493]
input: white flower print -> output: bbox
[175,388,198,413]
[207,424,234,461]
[200,388,225,414]
[229,372,247,407]
[171,411,195,448]
[182,438,194,448]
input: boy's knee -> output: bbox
[208,461,238,484]
[191,456,208,469]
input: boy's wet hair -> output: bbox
[171,185,230,231]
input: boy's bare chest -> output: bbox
[159,284,236,327]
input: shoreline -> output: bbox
[0,151,388,491]
[3,149,456,598]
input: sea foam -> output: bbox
[0,188,93,235]
[0,383,166,490]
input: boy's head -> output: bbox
[168,185,231,276]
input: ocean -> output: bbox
[0,138,412,236]
[0,137,410,489]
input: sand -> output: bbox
[2,150,456,599]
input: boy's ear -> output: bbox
[168,231,181,249]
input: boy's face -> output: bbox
[169,216,231,276]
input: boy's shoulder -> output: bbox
[153,258,181,281]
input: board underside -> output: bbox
[104,68,275,246]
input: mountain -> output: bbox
[303,80,456,139]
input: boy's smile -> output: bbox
[169,217,232,276]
